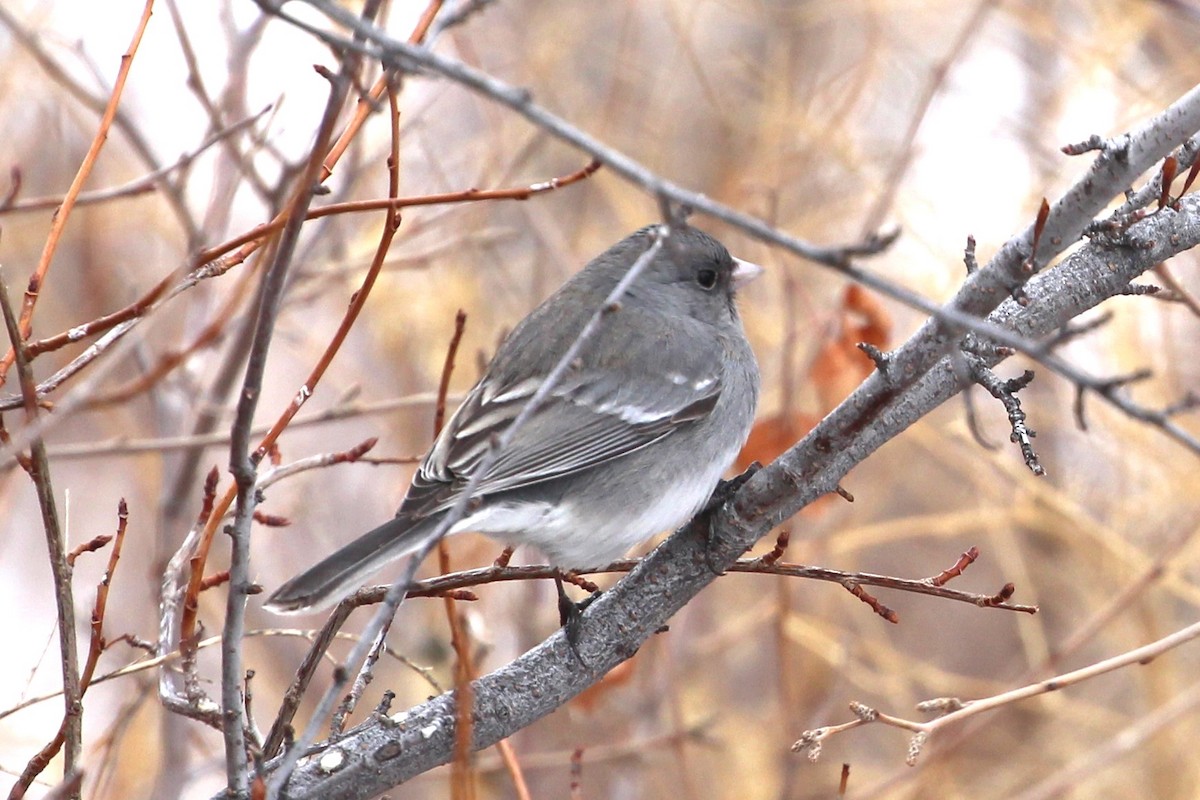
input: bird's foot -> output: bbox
[701,461,762,574]
[556,575,600,665]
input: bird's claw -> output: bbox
[701,462,762,574]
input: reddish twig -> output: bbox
[842,582,899,624]
[494,738,532,800]
[66,534,114,566]
[345,550,1039,617]
[81,266,257,409]
[317,0,444,181]
[428,309,477,797]
[926,546,980,587]
[982,583,1016,607]
[1158,156,1179,209]
[0,0,155,386]
[252,511,290,527]
[435,311,468,435]
[9,500,128,800]
[200,572,232,592]
[178,468,221,658]
[328,75,412,739]
[194,159,601,268]
[754,528,791,567]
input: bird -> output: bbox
[264,224,761,615]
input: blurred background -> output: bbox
[1,1,1199,798]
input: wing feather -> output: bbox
[399,306,725,517]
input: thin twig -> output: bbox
[428,310,477,795]
[0,108,269,216]
[346,554,1039,616]
[41,391,450,460]
[192,159,601,268]
[328,78,413,740]
[793,618,1200,765]
[262,603,354,760]
[0,0,156,384]
[0,269,82,799]
[0,3,200,242]
[219,55,358,797]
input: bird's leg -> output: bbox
[700,461,762,574]
[702,461,762,516]
[555,573,600,662]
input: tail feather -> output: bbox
[263,514,440,614]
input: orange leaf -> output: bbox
[810,285,891,411]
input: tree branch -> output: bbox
[260,178,1200,800]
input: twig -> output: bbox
[792,618,1200,766]
[193,159,601,267]
[219,51,359,797]
[0,0,156,385]
[428,310,478,795]
[262,603,355,759]
[963,355,1044,475]
[343,550,1038,617]
[0,269,82,799]
[493,738,532,800]
[40,391,450,460]
[66,534,115,565]
[0,3,200,243]
[925,546,979,587]
[427,0,498,41]
[328,81,414,740]
[79,501,130,704]
[0,109,269,215]
[1153,262,1200,317]
[252,439,379,495]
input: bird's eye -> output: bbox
[696,268,718,290]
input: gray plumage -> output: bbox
[265,225,761,614]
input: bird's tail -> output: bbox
[263,514,441,614]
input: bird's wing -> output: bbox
[400,329,723,517]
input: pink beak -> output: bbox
[731,257,764,288]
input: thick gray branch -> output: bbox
[267,196,1200,799]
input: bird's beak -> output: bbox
[731,257,764,289]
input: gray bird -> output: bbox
[265,224,761,614]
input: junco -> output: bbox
[265,224,762,614]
